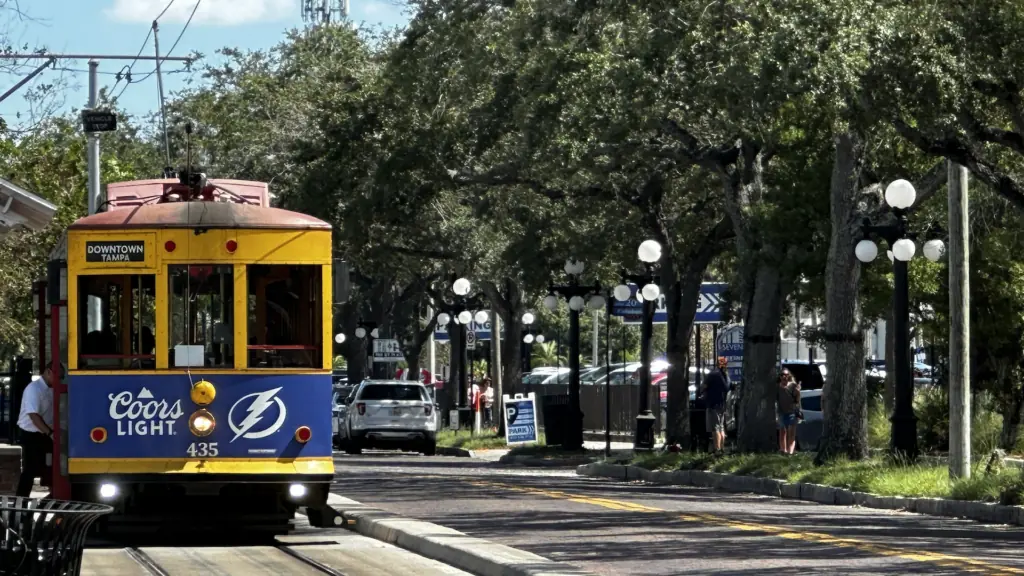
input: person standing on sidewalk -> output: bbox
[16,363,63,497]
[776,369,800,455]
[702,357,731,455]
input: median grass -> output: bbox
[618,451,1024,504]
[436,429,509,451]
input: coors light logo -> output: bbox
[108,387,184,436]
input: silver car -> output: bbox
[343,380,437,455]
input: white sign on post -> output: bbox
[373,339,405,362]
[465,330,477,350]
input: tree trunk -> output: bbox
[662,219,729,446]
[736,261,787,453]
[817,131,869,463]
[482,279,524,398]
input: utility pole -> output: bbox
[87,60,102,332]
[491,315,502,431]
[153,21,172,168]
[592,309,599,368]
[948,161,970,479]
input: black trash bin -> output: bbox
[689,398,710,453]
[541,394,570,446]
[0,497,112,576]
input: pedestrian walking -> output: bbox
[776,369,801,455]
[479,378,494,428]
[701,357,731,455]
[16,363,64,497]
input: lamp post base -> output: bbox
[889,411,919,461]
[634,411,656,451]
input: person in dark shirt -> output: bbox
[702,357,731,454]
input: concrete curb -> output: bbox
[498,454,599,467]
[327,493,593,576]
[575,463,1024,528]
[437,446,475,458]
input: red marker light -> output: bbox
[165,240,176,252]
[424,404,433,416]
[356,403,366,416]
[90,427,107,443]
[295,426,312,443]
[225,240,237,253]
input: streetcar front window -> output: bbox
[169,265,234,368]
[77,274,156,370]
[247,264,323,369]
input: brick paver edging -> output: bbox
[576,463,1024,527]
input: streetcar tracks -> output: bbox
[118,544,348,575]
[125,547,170,576]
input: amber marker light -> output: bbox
[90,427,107,443]
[189,409,216,437]
[190,380,216,406]
[295,426,312,443]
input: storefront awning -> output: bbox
[0,177,57,234]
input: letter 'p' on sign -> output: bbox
[85,241,145,263]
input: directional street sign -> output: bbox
[716,323,744,383]
[465,330,477,350]
[372,338,405,362]
[612,282,727,325]
[434,319,501,342]
[81,110,117,132]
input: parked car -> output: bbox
[342,380,438,456]
[332,385,356,449]
[796,388,823,451]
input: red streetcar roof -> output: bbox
[68,201,331,231]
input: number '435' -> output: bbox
[187,442,218,457]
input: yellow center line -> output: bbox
[464,478,1023,575]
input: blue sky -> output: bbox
[0,0,411,126]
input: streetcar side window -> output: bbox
[77,274,156,370]
[247,265,323,369]
[168,265,234,368]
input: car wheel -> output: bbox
[422,441,436,456]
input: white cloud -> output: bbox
[106,0,294,27]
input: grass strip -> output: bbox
[618,451,1024,504]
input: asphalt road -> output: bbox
[332,452,1024,575]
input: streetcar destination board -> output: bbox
[85,241,145,263]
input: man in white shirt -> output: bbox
[16,363,63,498]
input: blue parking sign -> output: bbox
[503,393,538,445]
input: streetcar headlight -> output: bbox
[289,484,307,499]
[189,409,216,437]
[99,483,117,499]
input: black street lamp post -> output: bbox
[544,259,604,452]
[855,179,945,460]
[613,240,663,452]
[434,277,489,409]
[355,320,381,379]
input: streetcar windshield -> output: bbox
[247,264,324,369]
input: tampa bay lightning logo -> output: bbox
[228,387,287,442]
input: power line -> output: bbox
[155,0,179,22]
[165,0,201,57]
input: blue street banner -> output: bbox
[434,319,503,342]
[502,392,538,445]
[716,323,744,383]
[612,282,726,325]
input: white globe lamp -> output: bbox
[923,239,945,262]
[535,335,545,343]
[887,250,894,263]
[522,311,535,325]
[588,294,605,310]
[638,240,662,263]
[437,312,451,326]
[355,327,367,338]
[885,179,917,210]
[613,284,631,302]
[641,283,661,301]
[458,310,473,324]
[543,294,559,311]
[334,333,346,344]
[892,238,916,262]
[524,334,535,344]
[568,295,585,311]
[370,328,379,338]
[474,310,489,324]
[854,239,878,263]
[452,277,472,296]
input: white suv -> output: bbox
[343,380,437,455]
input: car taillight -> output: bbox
[424,404,433,416]
[357,403,366,415]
